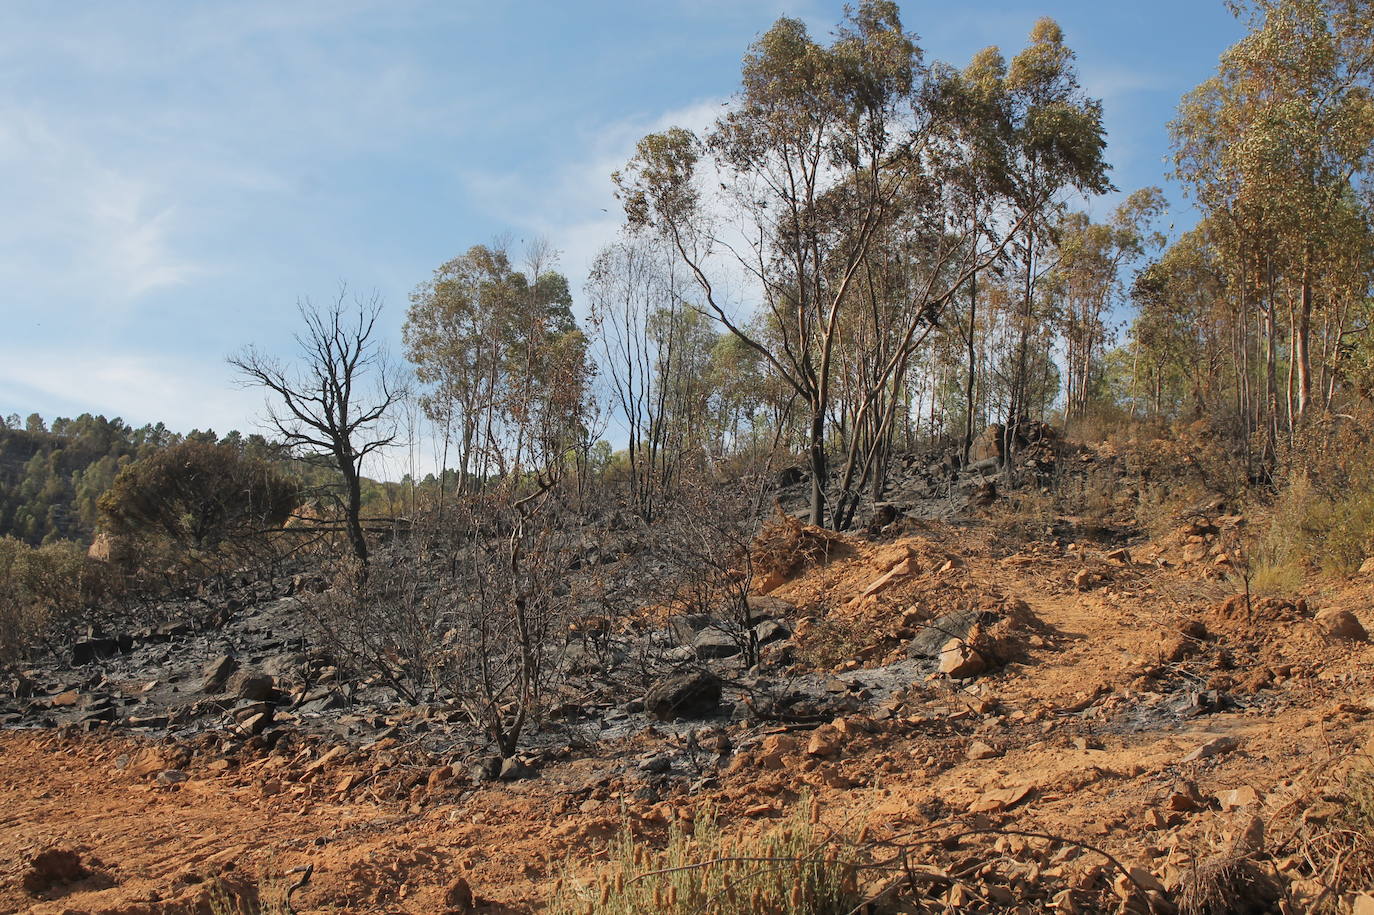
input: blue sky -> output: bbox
[0,0,1244,464]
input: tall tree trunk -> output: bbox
[963,268,978,464]
[808,406,826,527]
[340,455,368,569]
[1296,269,1313,422]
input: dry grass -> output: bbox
[547,800,862,915]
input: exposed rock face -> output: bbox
[643,671,722,721]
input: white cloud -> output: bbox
[456,97,726,301]
[0,108,203,308]
[0,348,258,435]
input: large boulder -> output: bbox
[693,629,741,660]
[644,671,722,721]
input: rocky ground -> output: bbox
[4,439,1374,913]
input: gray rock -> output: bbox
[225,669,275,702]
[907,609,993,659]
[201,654,238,693]
[693,629,741,660]
[470,755,502,782]
[669,613,714,646]
[644,670,722,721]
[754,619,791,646]
[499,756,532,780]
[746,595,795,616]
[262,653,306,683]
[296,689,347,715]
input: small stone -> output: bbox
[1359,557,1374,577]
[757,734,798,770]
[239,712,270,735]
[426,765,454,790]
[970,784,1031,813]
[806,725,841,758]
[938,639,987,678]
[1182,736,1239,763]
[155,769,189,786]
[498,757,531,780]
[226,670,275,701]
[128,748,167,777]
[966,741,1000,760]
[1218,785,1260,810]
[48,690,80,708]
[201,654,238,692]
[305,746,345,774]
[1166,781,1207,812]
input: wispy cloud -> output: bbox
[0,347,260,435]
[0,108,202,308]
[456,97,726,298]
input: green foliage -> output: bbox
[98,440,299,553]
[404,242,593,485]
[547,802,861,915]
[0,414,283,547]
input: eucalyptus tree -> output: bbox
[1047,188,1166,424]
[613,2,921,526]
[1129,227,1232,419]
[614,4,1110,527]
[404,242,591,495]
[1172,0,1374,432]
[999,18,1113,462]
[586,238,722,520]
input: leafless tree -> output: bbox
[230,287,407,570]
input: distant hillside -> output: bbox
[0,413,405,546]
[0,414,265,546]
